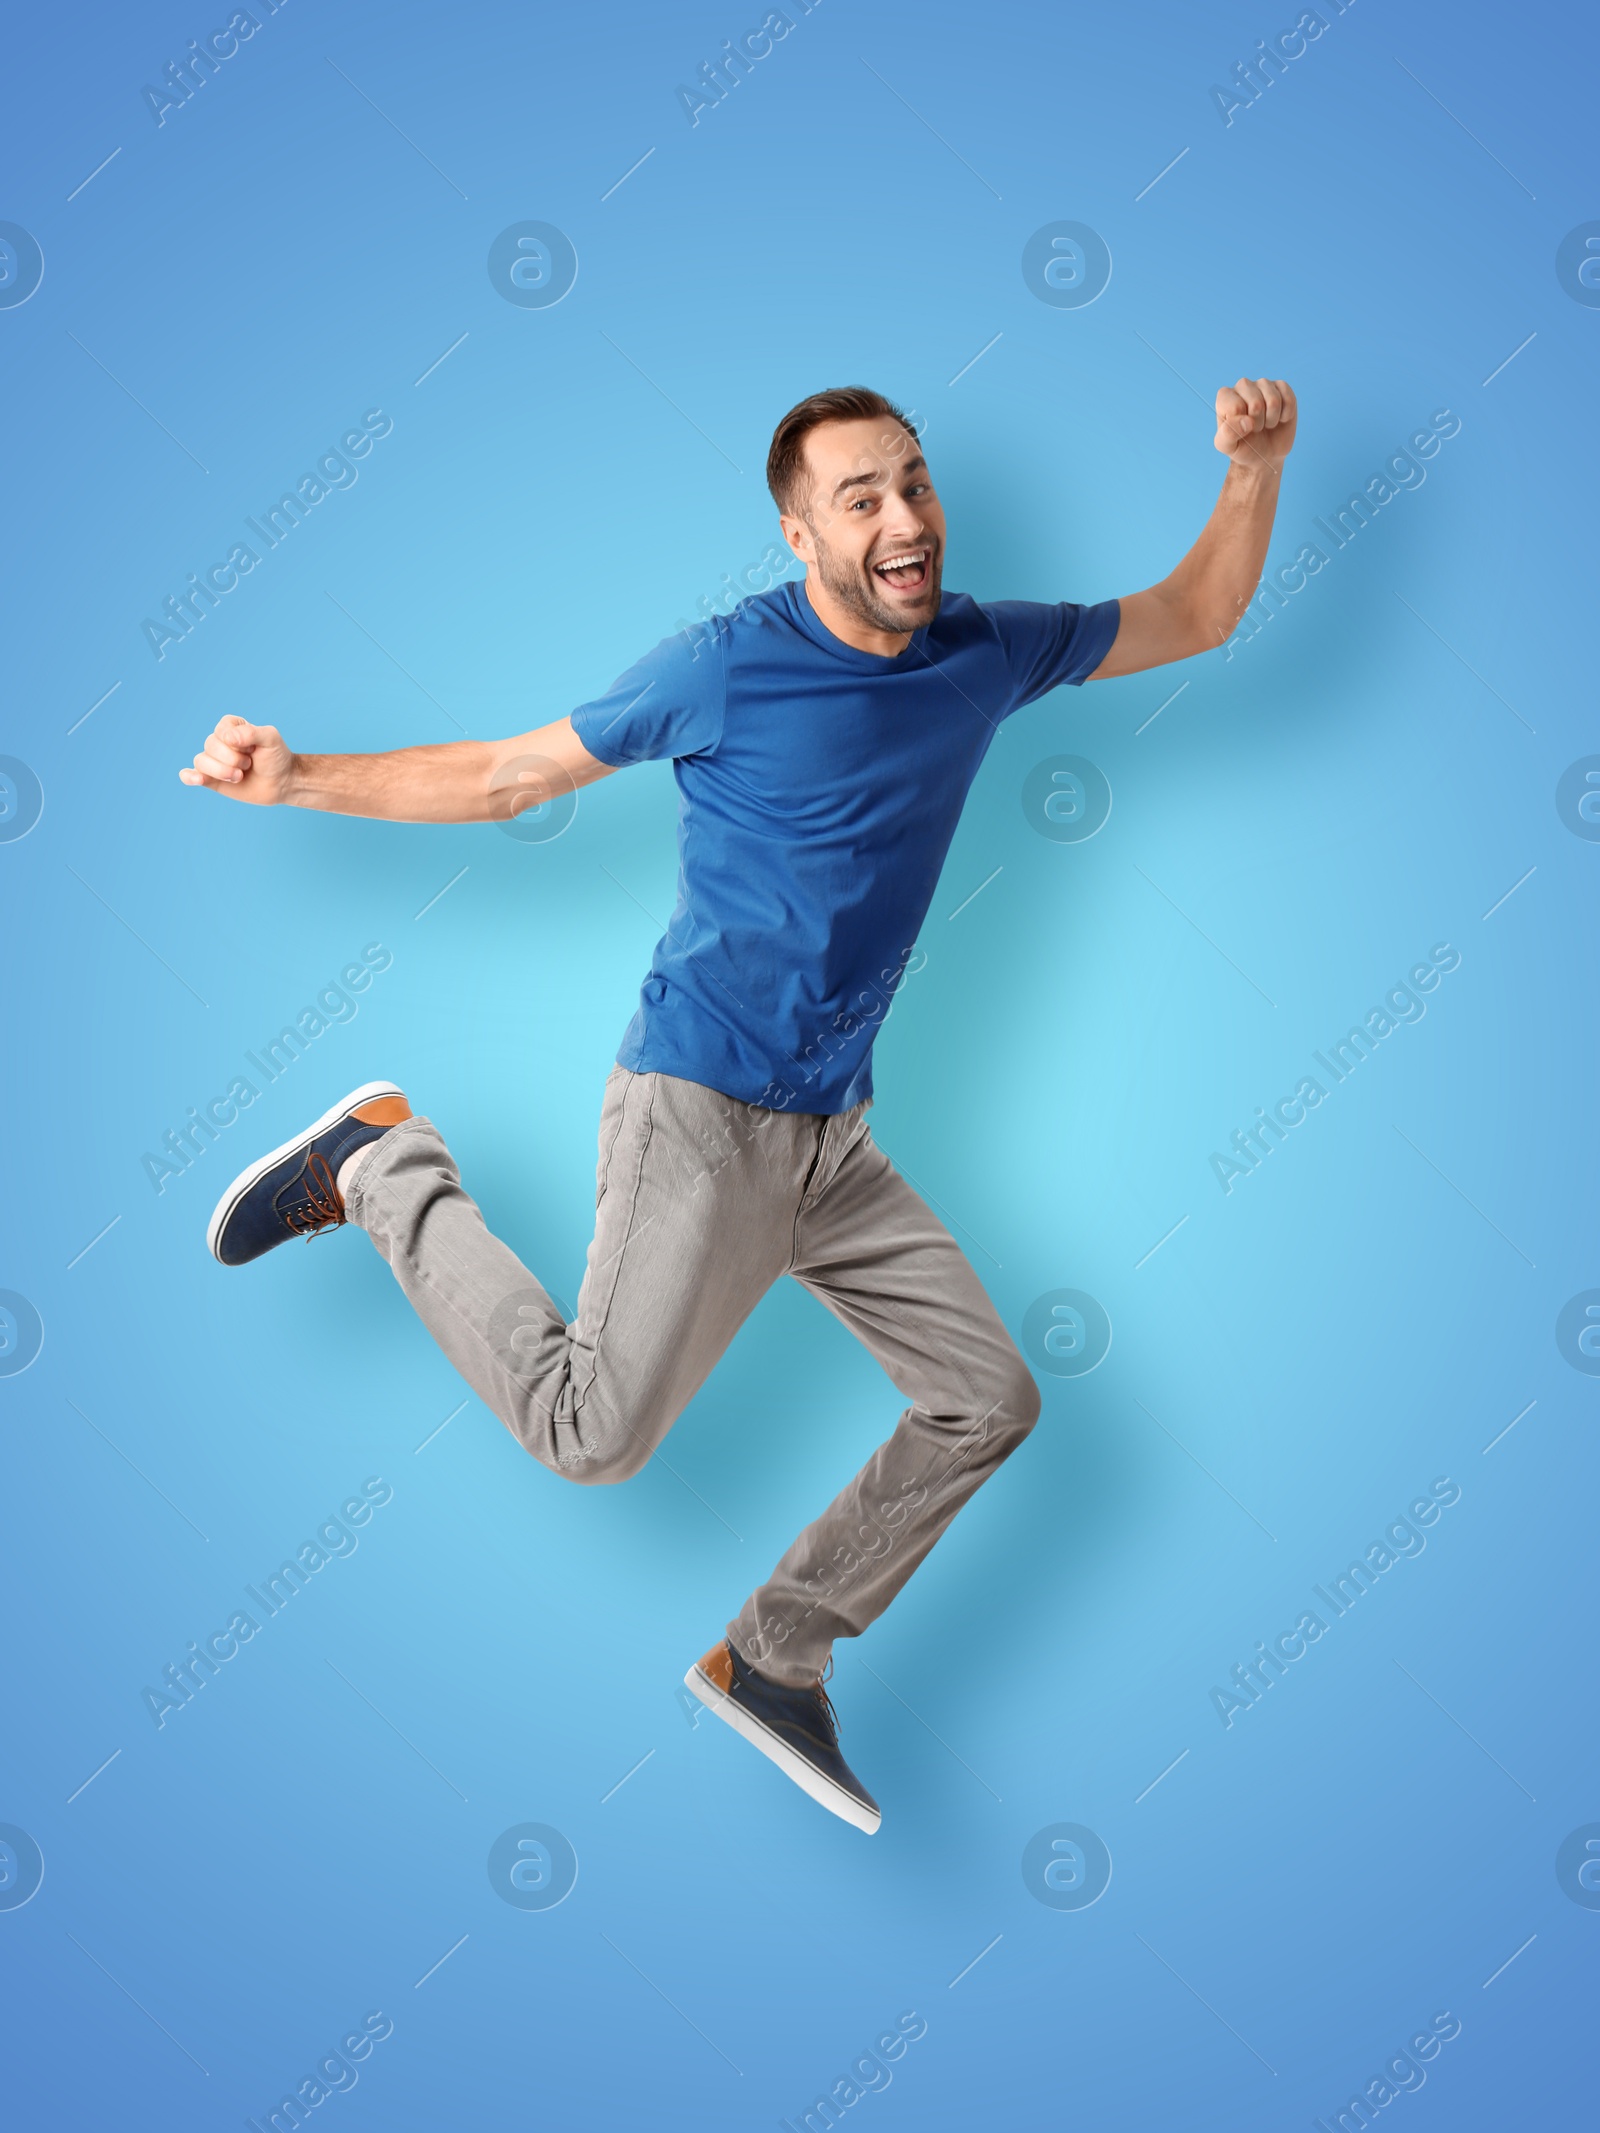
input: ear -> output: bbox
[778,512,814,566]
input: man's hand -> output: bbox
[1092,374,1297,679]
[1214,377,1297,471]
[179,716,296,804]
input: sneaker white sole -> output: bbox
[684,1662,881,1834]
[205,1080,407,1263]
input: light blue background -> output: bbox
[3,1,1595,2126]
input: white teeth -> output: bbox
[875,551,925,575]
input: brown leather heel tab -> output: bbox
[352,1095,412,1127]
[697,1641,734,1692]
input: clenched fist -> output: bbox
[178,716,295,804]
[1214,377,1297,469]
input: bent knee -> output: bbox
[568,1453,648,1488]
[557,1440,652,1487]
[993,1356,1042,1440]
[553,1400,661,1487]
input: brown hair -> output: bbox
[765,386,918,517]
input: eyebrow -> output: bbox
[829,454,928,503]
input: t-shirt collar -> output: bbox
[782,576,933,671]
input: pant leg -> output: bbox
[727,1117,1041,1685]
[344,1068,807,1484]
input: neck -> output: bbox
[801,572,912,659]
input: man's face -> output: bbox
[781,417,946,635]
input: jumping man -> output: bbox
[181,379,1297,1832]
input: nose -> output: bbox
[879,498,925,545]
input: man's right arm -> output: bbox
[178,713,617,823]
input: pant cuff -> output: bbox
[342,1114,437,1231]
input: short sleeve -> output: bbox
[987,598,1121,712]
[569,625,727,766]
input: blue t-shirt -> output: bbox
[570,578,1119,1113]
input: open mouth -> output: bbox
[871,546,931,594]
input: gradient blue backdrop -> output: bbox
[4,1,1596,2126]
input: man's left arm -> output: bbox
[1092,377,1297,679]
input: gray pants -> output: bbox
[345,1068,1040,1686]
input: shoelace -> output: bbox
[813,1656,839,1743]
[283,1151,346,1239]
[731,1645,840,1742]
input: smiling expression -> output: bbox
[781,417,947,644]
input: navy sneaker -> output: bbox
[206,1082,411,1267]
[685,1640,880,1833]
